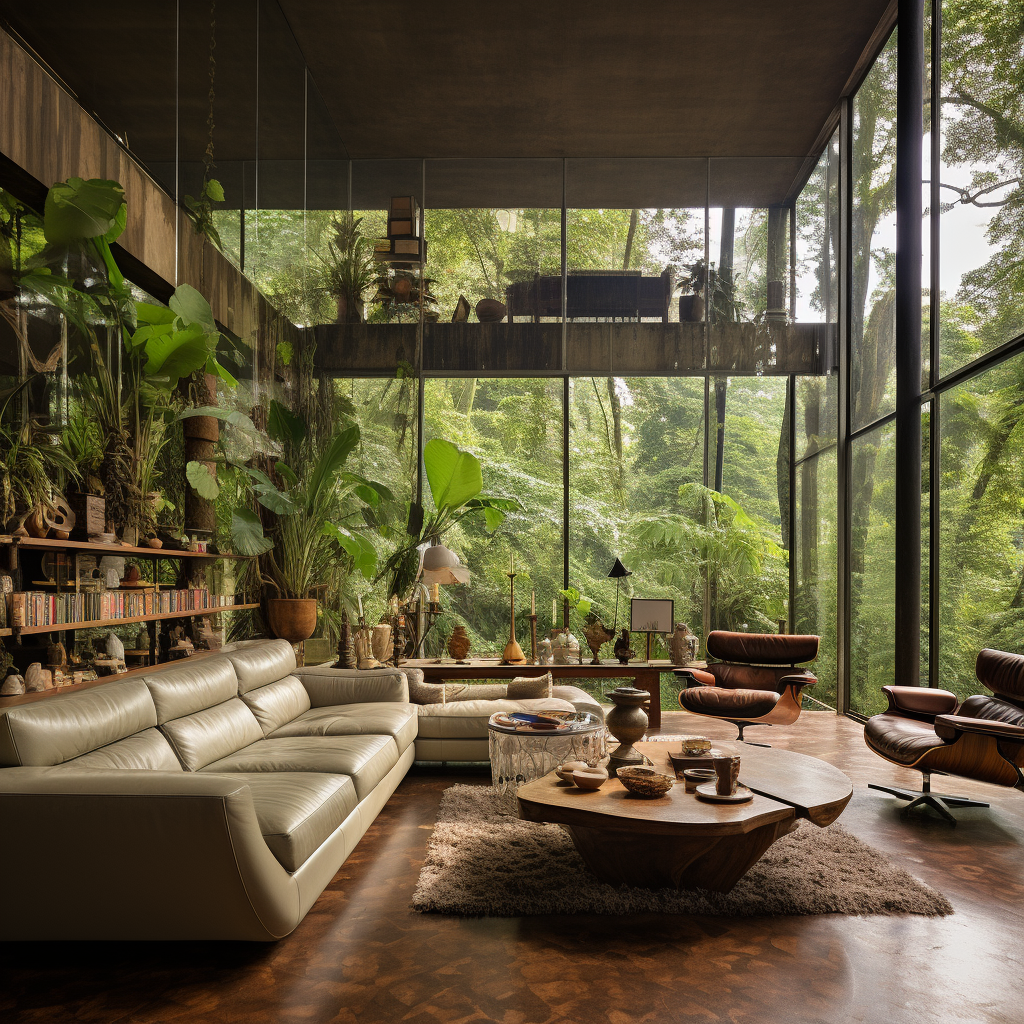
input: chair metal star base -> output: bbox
[869,772,988,826]
[732,721,772,747]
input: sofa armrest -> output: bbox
[934,714,1024,743]
[779,672,817,691]
[882,685,958,720]
[294,665,410,706]
[674,667,717,687]
[0,768,299,940]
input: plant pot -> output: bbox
[266,598,318,643]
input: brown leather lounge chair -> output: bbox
[863,648,1024,824]
[676,630,819,745]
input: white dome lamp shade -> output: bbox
[420,542,471,585]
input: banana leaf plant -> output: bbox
[376,438,523,601]
[179,404,392,596]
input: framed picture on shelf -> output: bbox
[630,598,674,635]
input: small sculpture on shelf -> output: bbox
[613,629,635,665]
[538,637,553,665]
[353,626,379,670]
[333,610,356,669]
[669,622,699,666]
[582,616,614,665]
[371,623,393,665]
[550,630,580,665]
[447,625,471,663]
[1,667,25,696]
[98,555,125,589]
[24,663,53,692]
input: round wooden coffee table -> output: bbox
[515,741,852,892]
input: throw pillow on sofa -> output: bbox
[408,678,468,704]
[507,673,553,699]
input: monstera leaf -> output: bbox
[43,178,126,245]
[230,508,274,556]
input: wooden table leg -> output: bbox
[634,669,662,730]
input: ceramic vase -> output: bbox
[447,625,471,662]
[604,686,650,776]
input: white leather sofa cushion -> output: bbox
[240,677,312,736]
[160,698,265,772]
[204,771,357,872]
[296,665,410,706]
[270,703,417,753]
[225,640,297,694]
[0,679,158,767]
[144,658,238,724]
[62,728,184,771]
[201,734,400,801]
[416,697,577,740]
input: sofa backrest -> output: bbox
[0,679,162,768]
[223,640,310,737]
[142,657,263,771]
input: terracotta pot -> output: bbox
[266,598,318,642]
[475,298,506,323]
[447,625,471,662]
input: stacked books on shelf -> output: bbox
[9,588,238,628]
[374,195,427,263]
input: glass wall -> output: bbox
[851,32,898,434]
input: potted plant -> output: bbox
[0,377,80,532]
[321,214,376,324]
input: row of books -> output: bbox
[9,589,239,629]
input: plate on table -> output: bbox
[695,782,754,803]
[491,712,569,731]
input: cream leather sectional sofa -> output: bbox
[0,640,604,941]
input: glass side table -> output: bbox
[488,711,606,811]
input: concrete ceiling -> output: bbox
[0,0,891,208]
[278,0,892,159]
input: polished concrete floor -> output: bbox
[2,710,1022,1024]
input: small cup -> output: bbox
[682,768,717,793]
[714,755,741,796]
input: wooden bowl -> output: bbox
[475,298,506,323]
[555,760,590,782]
[572,767,609,791]
[617,765,675,798]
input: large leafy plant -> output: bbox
[19,178,234,533]
[0,377,80,525]
[377,438,522,600]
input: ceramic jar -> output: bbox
[447,625,471,662]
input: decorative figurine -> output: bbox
[669,622,699,666]
[136,625,152,651]
[1,667,25,696]
[46,639,67,671]
[538,637,553,665]
[98,555,125,589]
[582,616,615,665]
[333,610,356,669]
[106,633,125,662]
[371,623,393,665]
[447,625,471,663]
[354,628,380,670]
[24,663,52,692]
[613,629,635,665]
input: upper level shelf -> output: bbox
[1,536,255,561]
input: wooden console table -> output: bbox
[403,658,704,729]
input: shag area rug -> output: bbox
[411,784,953,918]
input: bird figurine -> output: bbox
[613,629,635,666]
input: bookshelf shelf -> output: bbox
[12,604,260,637]
[0,536,254,561]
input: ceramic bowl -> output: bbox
[555,760,590,782]
[617,765,675,798]
[682,768,718,793]
[680,735,712,756]
[571,767,609,791]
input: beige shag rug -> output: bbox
[411,784,953,918]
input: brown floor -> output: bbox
[2,710,1022,1024]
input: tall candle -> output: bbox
[430,582,440,603]
[552,597,557,623]
[357,594,363,618]
[531,590,535,614]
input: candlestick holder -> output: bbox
[501,571,527,664]
[527,612,538,664]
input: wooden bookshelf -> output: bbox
[12,603,260,637]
